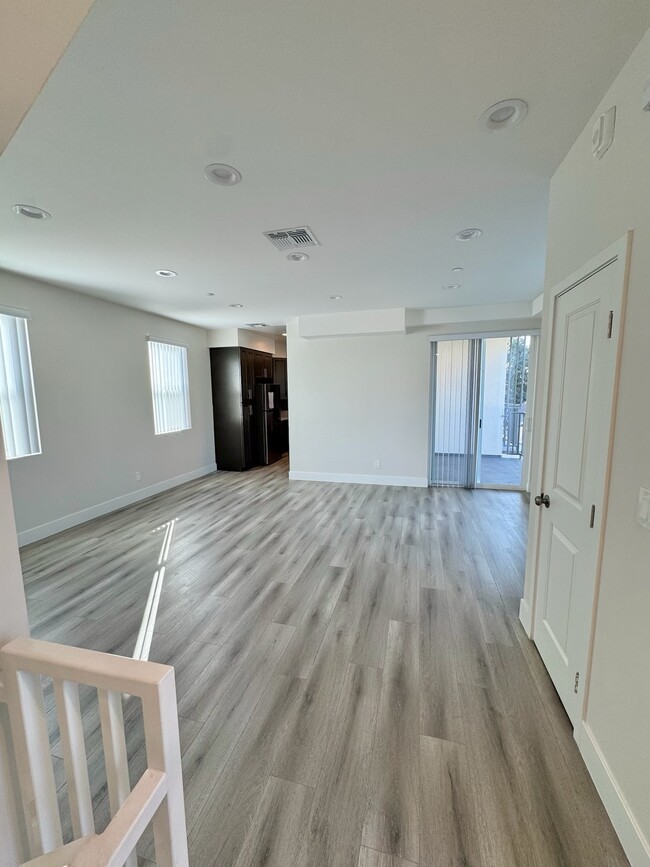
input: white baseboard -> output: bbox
[17,464,217,547]
[518,597,533,636]
[288,470,428,488]
[577,721,650,866]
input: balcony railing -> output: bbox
[503,409,526,456]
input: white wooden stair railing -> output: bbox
[0,637,189,867]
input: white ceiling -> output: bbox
[1,0,649,329]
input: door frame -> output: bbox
[475,334,539,492]
[428,330,540,490]
[521,232,632,723]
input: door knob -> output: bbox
[534,492,550,508]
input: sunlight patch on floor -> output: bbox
[133,518,177,661]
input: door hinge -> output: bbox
[607,310,614,338]
[589,504,596,528]
[574,671,580,694]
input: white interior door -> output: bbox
[533,241,627,726]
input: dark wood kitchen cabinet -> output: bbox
[209,347,274,471]
[241,349,254,403]
[273,358,288,404]
[254,352,273,380]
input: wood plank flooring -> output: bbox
[20,458,628,866]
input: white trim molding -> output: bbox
[427,328,540,342]
[518,597,533,636]
[288,470,428,488]
[577,722,650,867]
[17,464,217,546]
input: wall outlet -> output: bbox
[135,471,142,482]
[374,459,381,469]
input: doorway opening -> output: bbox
[429,333,537,490]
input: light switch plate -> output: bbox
[637,487,650,529]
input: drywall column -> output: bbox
[286,320,430,486]
[0,433,30,864]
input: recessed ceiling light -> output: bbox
[443,283,461,290]
[454,228,482,241]
[155,269,177,277]
[287,252,309,262]
[229,303,243,308]
[13,204,51,220]
[330,295,343,301]
[480,99,528,131]
[247,323,268,328]
[451,267,464,273]
[205,163,242,186]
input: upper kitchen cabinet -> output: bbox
[254,352,273,380]
[273,357,288,406]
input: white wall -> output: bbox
[524,29,650,863]
[274,336,287,359]
[206,327,277,354]
[298,308,406,339]
[0,271,215,544]
[287,316,539,487]
[481,337,509,456]
[237,329,276,353]
[287,322,431,486]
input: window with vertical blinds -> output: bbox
[147,339,191,435]
[431,338,480,488]
[0,311,42,460]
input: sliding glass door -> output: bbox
[430,334,536,490]
[430,339,481,487]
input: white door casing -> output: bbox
[521,335,539,494]
[531,235,629,727]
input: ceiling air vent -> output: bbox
[264,226,320,250]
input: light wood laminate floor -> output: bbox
[21,458,628,866]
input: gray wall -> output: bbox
[0,271,215,543]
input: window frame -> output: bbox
[0,308,42,461]
[146,337,192,436]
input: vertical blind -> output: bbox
[431,339,480,488]
[147,339,191,435]
[0,313,42,460]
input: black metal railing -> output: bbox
[503,410,525,456]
